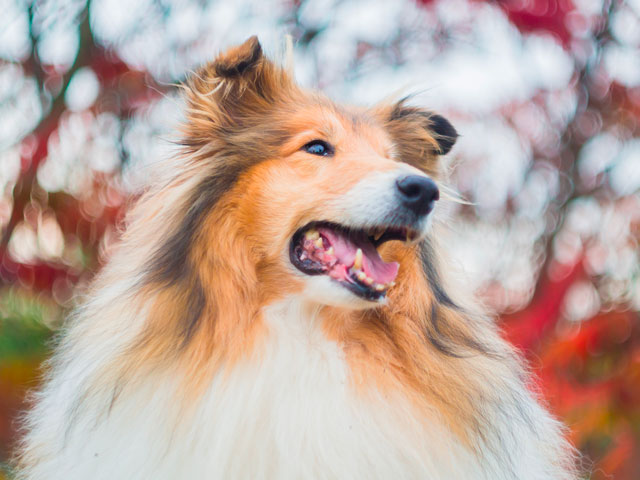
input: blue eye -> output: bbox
[303,140,333,156]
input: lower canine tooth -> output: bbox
[353,248,363,270]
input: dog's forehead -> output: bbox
[284,99,392,150]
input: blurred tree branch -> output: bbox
[1,1,165,285]
[1,2,94,252]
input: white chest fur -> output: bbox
[177,299,483,479]
[25,299,493,480]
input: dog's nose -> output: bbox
[395,175,440,217]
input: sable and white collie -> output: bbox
[17,37,578,479]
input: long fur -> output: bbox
[15,37,579,479]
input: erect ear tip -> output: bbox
[429,114,458,155]
[214,35,263,78]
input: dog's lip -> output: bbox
[289,221,415,301]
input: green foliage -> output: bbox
[0,290,56,362]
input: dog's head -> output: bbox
[167,36,457,310]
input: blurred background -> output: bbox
[0,0,639,478]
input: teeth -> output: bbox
[353,248,363,270]
[353,269,375,286]
[373,228,385,242]
[314,237,324,249]
[352,267,394,292]
[326,246,334,256]
[305,230,320,240]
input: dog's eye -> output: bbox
[302,140,333,157]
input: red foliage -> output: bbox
[503,258,584,354]
[496,0,576,46]
[0,249,77,293]
[534,310,640,478]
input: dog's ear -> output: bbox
[211,35,264,78]
[182,36,294,150]
[382,102,458,175]
[425,113,458,155]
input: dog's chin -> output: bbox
[300,275,385,310]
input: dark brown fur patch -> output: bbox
[419,239,494,357]
[419,238,458,309]
[145,164,248,286]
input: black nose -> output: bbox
[395,175,440,217]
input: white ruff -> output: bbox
[21,297,499,480]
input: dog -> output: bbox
[16,36,578,479]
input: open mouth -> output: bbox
[289,221,417,301]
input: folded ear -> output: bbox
[426,113,458,155]
[383,102,458,175]
[182,36,294,151]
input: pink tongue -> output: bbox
[318,227,399,284]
